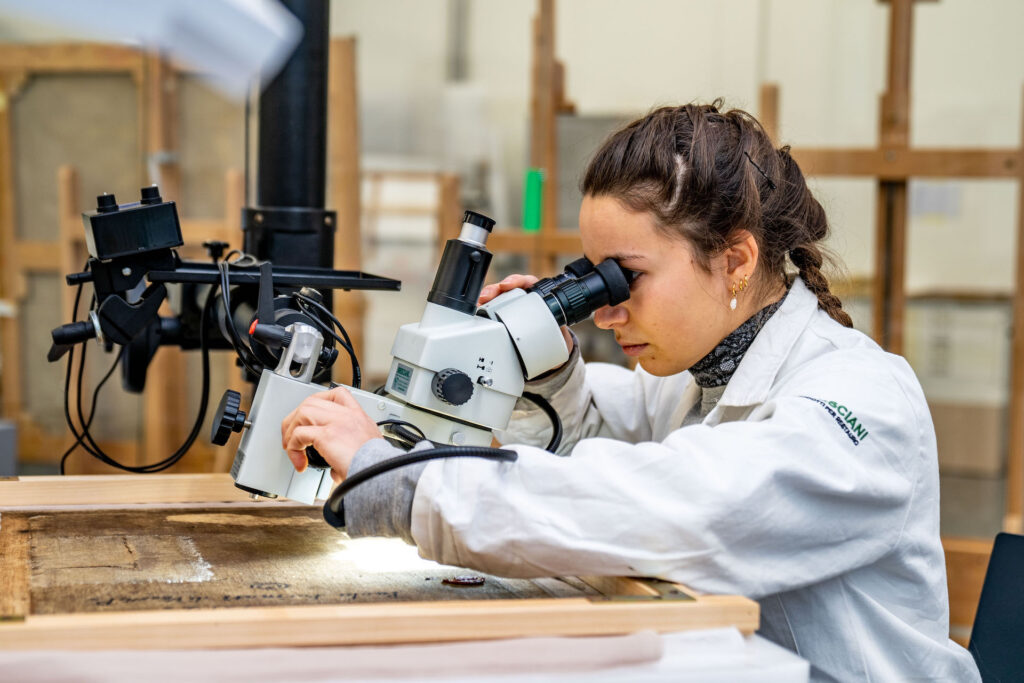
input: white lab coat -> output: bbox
[410,278,980,682]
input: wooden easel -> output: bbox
[485,0,580,276]
[760,0,1024,535]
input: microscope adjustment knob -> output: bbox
[432,368,474,406]
[211,390,247,445]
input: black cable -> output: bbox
[376,419,427,440]
[218,260,262,377]
[376,418,428,450]
[295,292,361,388]
[60,346,124,474]
[63,280,219,473]
[294,298,359,389]
[59,276,93,472]
[521,392,563,452]
[296,292,355,350]
[294,298,354,355]
[324,446,517,526]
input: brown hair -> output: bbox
[581,100,852,327]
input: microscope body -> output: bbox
[229,295,568,504]
[221,210,630,505]
[229,319,499,504]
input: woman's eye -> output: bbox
[625,270,642,288]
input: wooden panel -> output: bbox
[144,54,180,202]
[758,83,779,144]
[873,182,908,352]
[0,513,30,619]
[790,148,1019,180]
[530,0,561,275]
[929,402,1005,476]
[488,231,582,260]
[0,71,21,419]
[12,74,140,242]
[881,0,913,149]
[177,75,243,220]
[436,172,462,253]
[0,474,253,506]
[6,506,589,616]
[0,44,143,74]
[328,37,365,387]
[1,593,757,651]
[13,241,60,270]
[944,536,993,643]
[0,476,759,649]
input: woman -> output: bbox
[282,102,980,681]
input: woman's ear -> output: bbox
[724,230,759,278]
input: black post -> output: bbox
[243,0,335,269]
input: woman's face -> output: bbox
[580,195,737,377]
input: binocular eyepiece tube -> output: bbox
[529,259,633,327]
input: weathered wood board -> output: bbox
[0,475,760,650]
[0,505,593,617]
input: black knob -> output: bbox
[96,193,118,213]
[202,240,229,261]
[140,185,162,205]
[431,368,473,406]
[305,446,330,469]
[51,320,97,347]
[211,390,247,445]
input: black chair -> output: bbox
[969,532,1024,682]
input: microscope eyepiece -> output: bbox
[529,258,632,327]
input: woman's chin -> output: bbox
[636,356,687,378]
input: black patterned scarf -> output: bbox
[688,290,789,388]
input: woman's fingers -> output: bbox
[478,274,541,304]
[281,398,341,450]
[283,424,320,472]
[318,385,360,409]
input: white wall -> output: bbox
[3,0,1021,288]
[333,0,1024,291]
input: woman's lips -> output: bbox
[620,343,648,357]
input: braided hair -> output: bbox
[581,100,853,328]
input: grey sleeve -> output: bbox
[342,438,431,544]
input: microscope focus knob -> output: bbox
[432,368,473,406]
[211,390,247,445]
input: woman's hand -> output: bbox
[281,386,382,482]
[477,274,539,305]
[478,274,574,354]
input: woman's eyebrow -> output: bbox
[606,253,648,264]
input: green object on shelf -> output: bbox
[522,168,544,233]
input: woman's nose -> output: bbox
[593,304,627,330]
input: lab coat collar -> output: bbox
[715,277,819,408]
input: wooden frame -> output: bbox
[0,38,366,474]
[0,474,759,650]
